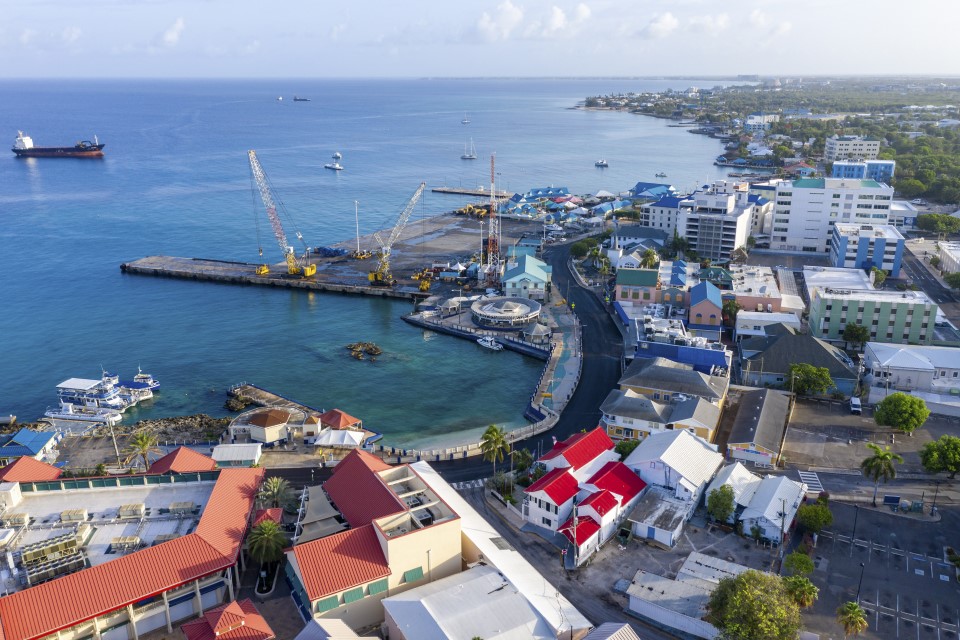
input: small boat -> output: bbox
[477,336,503,351]
[544,223,564,232]
[656,172,667,178]
[324,162,344,171]
[461,138,477,160]
[332,151,342,160]
[461,113,471,125]
[129,367,160,391]
[595,159,608,168]
[277,96,283,101]
[293,96,311,102]
[45,402,122,425]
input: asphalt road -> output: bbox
[900,250,957,304]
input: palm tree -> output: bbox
[258,477,293,509]
[94,463,108,476]
[860,443,903,506]
[640,248,659,269]
[125,432,162,471]
[511,448,534,474]
[480,425,509,476]
[247,520,288,592]
[784,575,819,608]
[836,601,868,638]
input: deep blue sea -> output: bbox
[0,78,733,447]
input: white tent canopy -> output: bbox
[312,428,364,448]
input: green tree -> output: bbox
[836,601,869,638]
[614,438,640,459]
[842,323,870,351]
[569,241,589,259]
[920,434,960,479]
[783,551,815,576]
[874,392,930,434]
[783,575,819,609]
[125,432,162,471]
[860,443,903,506]
[707,484,736,523]
[870,267,887,288]
[707,570,802,640]
[511,447,534,473]
[640,248,659,269]
[247,519,288,567]
[258,476,293,510]
[480,424,509,475]
[789,363,834,396]
[896,178,927,199]
[94,463,108,476]
[796,502,833,534]
[930,255,942,268]
[916,213,960,235]
[722,299,742,327]
[945,272,960,290]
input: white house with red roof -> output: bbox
[538,427,621,481]
[523,467,579,530]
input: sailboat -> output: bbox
[461,112,471,125]
[461,138,477,160]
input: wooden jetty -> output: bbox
[120,256,425,300]
[431,186,510,198]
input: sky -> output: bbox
[0,0,956,78]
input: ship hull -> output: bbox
[12,144,105,158]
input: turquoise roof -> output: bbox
[793,178,883,189]
[690,281,722,308]
[503,254,550,284]
[0,429,56,457]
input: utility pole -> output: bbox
[779,498,787,562]
[354,200,361,255]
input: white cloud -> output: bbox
[243,40,261,54]
[547,6,567,32]
[522,3,592,39]
[477,0,524,42]
[638,12,679,39]
[19,28,37,46]
[688,13,729,35]
[62,26,82,45]
[749,9,768,28]
[574,3,591,22]
[162,17,185,47]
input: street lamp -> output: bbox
[790,373,800,396]
[856,562,865,601]
[850,505,860,557]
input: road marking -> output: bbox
[797,470,823,493]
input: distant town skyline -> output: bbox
[1,0,955,78]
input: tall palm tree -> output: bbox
[860,443,903,506]
[259,476,293,509]
[784,575,819,608]
[836,601,868,638]
[480,425,509,476]
[126,432,162,471]
[511,448,534,474]
[640,248,659,269]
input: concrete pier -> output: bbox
[431,186,510,197]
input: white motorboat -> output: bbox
[595,159,608,168]
[324,162,343,171]
[461,138,477,160]
[477,336,504,351]
[45,402,122,425]
[461,112,471,124]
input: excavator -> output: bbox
[369,182,426,286]
[248,150,316,278]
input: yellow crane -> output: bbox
[248,150,316,277]
[369,182,426,286]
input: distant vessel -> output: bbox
[277,96,283,101]
[332,151,342,160]
[595,159,608,168]
[477,336,503,351]
[293,96,311,102]
[55,370,158,413]
[12,131,104,158]
[324,162,344,171]
[461,113,471,125]
[44,402,122,425]
[461,138,477,160]
[656,172,667,178]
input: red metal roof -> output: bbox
[290,524,390,601]
[0,467,264,640]
[0,457,62,483]
[558,515,601,546]
[524,467,578,505]
[538,427,614,470]
[578,490,618,517]
[319,408,362,430]
[323,450,403,527]
[148,446,218,474]
[253,508,283,527]
[248,409,291,428]
[182,599,275,640]
[586,461,647,505]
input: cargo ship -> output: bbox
[12,131,105,158]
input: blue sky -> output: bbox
[0,0,954,78]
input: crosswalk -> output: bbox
[450,478,487,490]
[797,470,824,494]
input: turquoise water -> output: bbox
[0,78,732,446]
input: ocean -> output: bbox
[0,78,733,447]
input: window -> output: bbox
[316,595,340,613]
[650,462,656,468]
[403,567,425,584]
[541,516,552,526]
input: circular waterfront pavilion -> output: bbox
[470,296,542,329]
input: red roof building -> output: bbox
[319,408,363,430]
[149,446,219,474]
[290,524,391,601]
[538,427,615,471]
[558,516,601,547]
[248,409,292,428]
[322,450,404,527]
[181,599,275,640]
[586,461,647,505]
[524,468,579,505]
[0,467,264,640]
[252,508,283,527]
[578,489,618,518]
[0,456,62,483]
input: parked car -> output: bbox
[849,397,862,415]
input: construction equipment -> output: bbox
[369,182,426,286]
[248,150,317,277]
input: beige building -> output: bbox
[825,135,881,161]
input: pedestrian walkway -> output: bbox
[450,478,487,490]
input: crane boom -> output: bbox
[370,182,426,285]
[248,150,315,277]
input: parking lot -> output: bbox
[800,502,959,640]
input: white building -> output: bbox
[938,241,960,275]
[829,223,905,277]
[735,311,802,339]
[745,113,780,132]
[824,135,881,161]
[771,178,894,254]
[863,342,960,395]
[623,430,723,504]
[681,182,754,262]
[738,475,807,544]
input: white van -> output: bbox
[849,397,862,415]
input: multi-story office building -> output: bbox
[771,178,894,254]
[808,287,937,345]
[938,242,960,275]
[831,159,896,183]
[824,135,881,161]
[829,223,905,277]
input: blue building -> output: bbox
[0,428,60,465]
[831,159,896,184]
[829,223,905,277]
